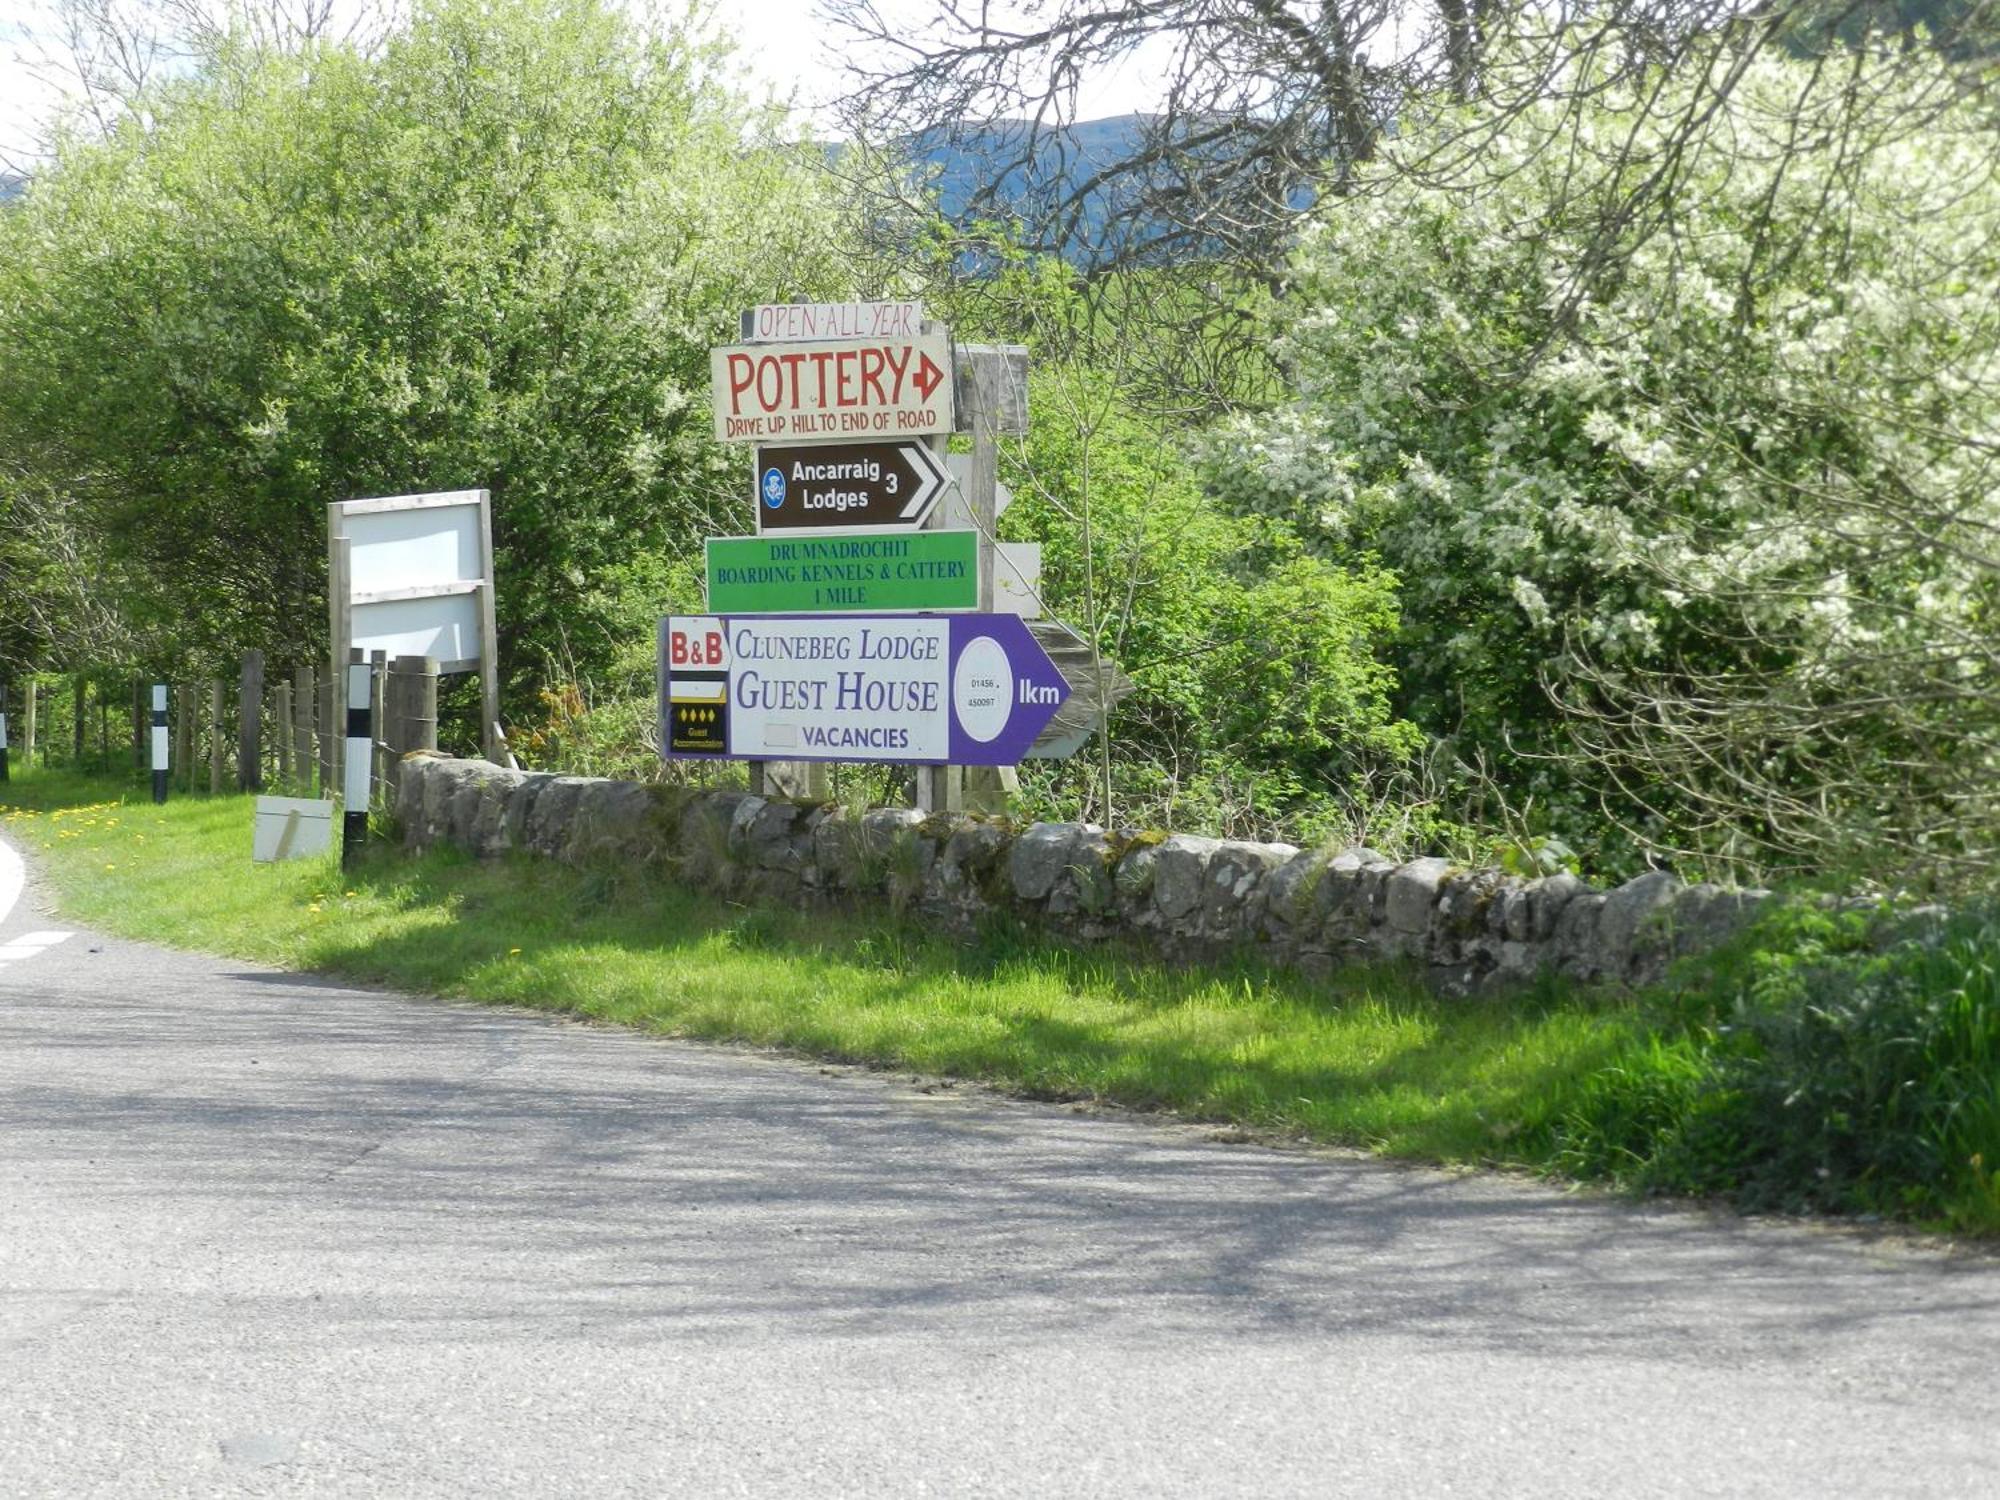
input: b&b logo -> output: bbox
[670,627,726,668]
[666,616,729,758]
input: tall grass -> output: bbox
[1544,902,2000,1231]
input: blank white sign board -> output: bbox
[351,593,483,671]
[347,505,482,594]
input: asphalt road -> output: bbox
[1,835,1996,1498]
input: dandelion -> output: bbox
[509,947,522,956]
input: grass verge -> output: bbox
[5,765,1996,1235]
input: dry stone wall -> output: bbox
[396,754,1769,991]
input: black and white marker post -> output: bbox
[149,684,169,803]
[342,652,372,868]
[0,675,10,783]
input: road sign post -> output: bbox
[712,303,962,805]
[704,312,1070,812]
[660,614,1068,767]
[705,531,980,615]
[150,684,168,803]
[709,334,954,443]
[752,440,952,531]
[342,651,371,868]
[956,345,1030,813]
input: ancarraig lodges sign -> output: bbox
[709,334,954,442]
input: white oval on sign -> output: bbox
[952,635,1013,743]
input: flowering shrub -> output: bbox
[1208,43,2000,885]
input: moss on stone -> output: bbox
[917,811,963,842]
[1288,850,1335,925]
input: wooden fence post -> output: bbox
[396,656,439,755]
[132,678,145,770]
[237,650,264,792]
[274,678,293,786]
[386,655,439,805]
[175,684,194,790]
[208,680,226,794]
[293,665,315,796]
[72,675,86,765]
[382,657,404,802]
[22,679,35,767]
[319,675,336,805]
[369,649,388,807]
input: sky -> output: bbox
[0,0,1171,168]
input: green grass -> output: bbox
[1,764,1638,1166]
[8,764,1996,1235]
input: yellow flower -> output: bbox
[509,948,523,956]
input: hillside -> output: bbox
[904,113,1180,264]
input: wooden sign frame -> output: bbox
[327,489,501,765]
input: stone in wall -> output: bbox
[931,818,1011,908]
[1598,871,1681,983]
[1009,822,1087,904]
[1151,835,1219,928]
[1202,841,1295,943]
[1112,837,1163,925]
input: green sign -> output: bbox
[704,530,979,614]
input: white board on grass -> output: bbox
[253,797,334,862]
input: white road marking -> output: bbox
[0,838,76,968]
[0,936,74,965]
[0,835,24,928]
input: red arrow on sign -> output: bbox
[912,351,944,402]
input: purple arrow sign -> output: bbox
[660,613,1069,766]
[945,614,1069,763]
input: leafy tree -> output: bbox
[0,0,866,695]
[1209,42,2000,886]
[999,364,1419,838]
